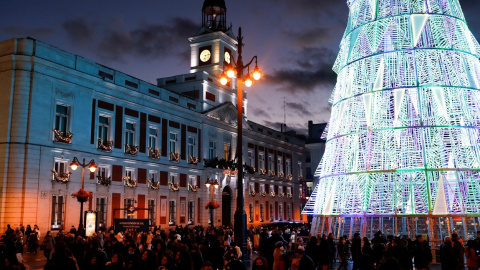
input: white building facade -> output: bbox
[0,2,307,232]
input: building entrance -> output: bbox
[222,186,232,227]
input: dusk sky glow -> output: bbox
[2,0,480,135]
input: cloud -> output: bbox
[264,47,337,93]
[62,17,200,62]
[63,17,94,45]
[286,101,313,117]
[0,26,55,40]
[250,108,271,119]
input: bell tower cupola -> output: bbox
[189,0,237,77]
[202,0,227,32]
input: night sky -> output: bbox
[2,0,480,135]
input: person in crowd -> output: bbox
[439,236,455,270]
[337,236,350,270]
[43,231,55,260]
[252,256,268,270]
[412,235,432,270]
[105,253,124,270]
[377,250,401,270]
[351,232,362,270]
[452,233,466,270]
[465,239,480,270]
[294,248,315,270]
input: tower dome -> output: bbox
[202,0,227,32]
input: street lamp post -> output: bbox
[205,178,220,228]
[70,157,97,233]
[219,27,262,262]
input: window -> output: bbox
[298,162,303,177]
[169,201,176,224]
[300,205,303,220]
[249,183,255,194]
[287,187,292,196]
[277,157,283,174]
[125,168,135,180]
[268,155,274,171]
[188,201,195,224]
[249,203,254,222]
[270,185,275,193]
[287,204,291,221]
[224,143,230,160]
[260,204,264,222]
[170,132,178,154]
[55,104,69,135]
[53,160,67,175]
[170,173,178,185]
[149,171,158,183]
[188,136,196,157]
[97,166,109,179]
[98,116,110,141]
[279,204,283,221]
[96,197,107,228]
[286,159,291,175]
[189,175,197,187]
[124,198,135,219]
[148,199,156,226]
[125,122,135,147]
[260,184,265,193]
[148,128,158,150]
[51,195,64,230]
[248,150,254,167]
[269,204,273,221]
[258,152,265,170]
[208,141,216,160]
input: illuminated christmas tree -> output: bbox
[304,0,480,238]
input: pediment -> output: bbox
[205,102,250,129]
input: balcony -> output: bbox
[270,191,276,197]
[148,148,161,159]
[53,130,73,144]
[51,170,71,183]
[188,155,199,165]
[97,175,111,186]
[269,170,276,177]
[259,169,267,176]
[188,184,199,192]
[169,182,180,191]
[286,174,293,181]
[123,176,137,188]
[148,179,160,190]
[125,144,138,156]
[169,152,181,162]
[98,138,113,152]
[278,172,285,179]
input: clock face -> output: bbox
[200,49,211,63]
[224,51,231,64]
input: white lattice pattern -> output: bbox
[304,0,480,216]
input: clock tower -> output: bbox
[189,0,237,77]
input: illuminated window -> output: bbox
[169,132,178,154]
[209,141,216,160]
[188,136,196,157]
[224,143,230,160]
[249,203,254,222]
[260,204,264,222]
[148,199,156,226]
[124,198,134,219]
[125,122,135,147]
[51,195,64,230]
[258,152,265,170]
[96,197,107,227]
[188,201,195,225]
[55,104,69,135]
[169,201,176,225]
[148,127,158,150]
[98,116,110,141]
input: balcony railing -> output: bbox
[287,174,293,181]
[125,144,139,156]
[148,179,160,190]
[188,155,199,165]
[52,170,71,183]
[53,130,73,144]
[259,169,267,176]
[260,191,267,197]
[188,184,199,192]
[269,170,276,177]
[97,175,111,186]
[270,191,276,197]
[278,172,285,179]
[98,138,113,151]
[148,148,161,159]
[249,190,256,196]
[169,152,181,162]
[123,176,137,188]
[169,182,180,191]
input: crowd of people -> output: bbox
[0,222,479,270]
